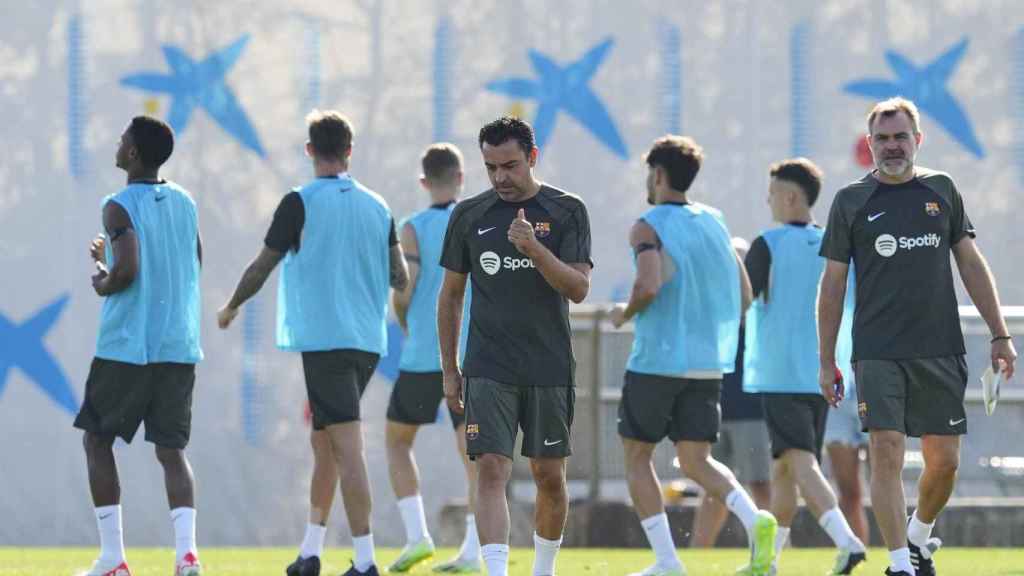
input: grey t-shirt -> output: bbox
[820,167,975,361]
[440,185,593,387]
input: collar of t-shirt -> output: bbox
[431,200,456,210]
[317,172,350,180]
[786,221,812,227]
[874,177,921,193]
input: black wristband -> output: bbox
[991,335,1012,343]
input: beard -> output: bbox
[877,154,912,177]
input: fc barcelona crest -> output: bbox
[925,202,941,216]
[534,221,551,238]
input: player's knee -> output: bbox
[82,432,113,455]
[531,464,566,495]
[476,455,511,489]
[926,452,960,476]
[154,446,184,468]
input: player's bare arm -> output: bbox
[953,237,1017,378]
[217,247,285,329]
[507,207,590,303]
[92,201,138,297]
[817,259,849,406]
[610,220,663,328]
[391,222,419,330]
[437,269,468,414]
[389,241,410,292]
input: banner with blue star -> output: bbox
[120,34,266,157]
[486,38,628,159]
[0,295,76,415]
[844,37,984,158]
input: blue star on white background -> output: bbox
[486,38,628,159]
[121,35,266,157]
[0,295,76,414]
[844,37,984,158]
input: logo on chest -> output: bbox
[925,202,941,216]
[534,221,551,238]
[478,250,535,275]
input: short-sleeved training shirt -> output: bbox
[820,167,975,361]
[440,185,592,387]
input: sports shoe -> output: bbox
[175,552,201,576]
[342,562,380,576]
[747,510,778,575]
[626,562,687,575]
[829,549,866,575]
[387,538,435,573]
[80,561,132,576]
[286,554,321,576]
[432,556,482,573]
[909,537,942,576]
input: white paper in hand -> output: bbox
[980,366,1003,416]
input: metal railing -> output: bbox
[511,305,1024,500]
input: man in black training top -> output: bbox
[437,117,592,576]
[818,97,1016,576]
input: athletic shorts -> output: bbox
[617,371,722,444]
[73,358,195,449]
[301,349,380,430]
[854,355,968,437]
[763,393,829,460]
[824,385,869,447]
[711,419,772,484]
[387,370,464,428]
[463,377,574,460]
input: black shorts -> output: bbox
[617,371,722,444]
[301,349,380,430]
[762,393,829,460]
[463,377,574,460]
[854,355,968,437]
[387,370,465,428]
[73,358,195,449]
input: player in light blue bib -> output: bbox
[219,110,408,576]
[73,116,204,576]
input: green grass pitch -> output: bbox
[2,547,1023,575]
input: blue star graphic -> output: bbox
[486,38,628,158]
[0,295,77,414]
[844,37,984,158]
[121,35,266,157]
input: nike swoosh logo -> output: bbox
[543,439,562,446]
[478,227,496,235]
[98,513,112,520]
[867,212,885,222]
[949,418,966,426]
[155,195,167,202]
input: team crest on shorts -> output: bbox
[858,402,868,419]
[534,221,551,238]
[466,423,479,440]
[925,202,941,216]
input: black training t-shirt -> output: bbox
[440,185,592,387]
[820,168,975,361]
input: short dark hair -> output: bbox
[306,109,353,159]
[478,116,535,155]
[769,158,823,206]
[645,135,703,193]
[421,143,463,184]
[128,116,174,169]
[867,97,921,135]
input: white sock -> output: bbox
[907,510,934,547]
[95,505,125,567]
[481,543,509,576]
[725,488,759,532]
[774,525,790,564]
[299,523,327,559]
[397,495,430,544]
[459,514,481,560]
[170,507,197,561]
[819,507,864,551]
[640,513,681,568]
[353,533,375,572]
[889,547,915,574]
[532,532,562,576]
